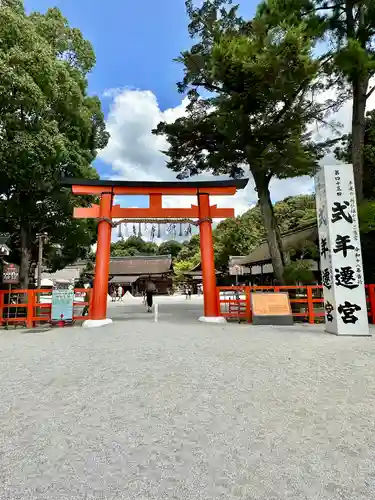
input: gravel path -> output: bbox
[0,314,375,499]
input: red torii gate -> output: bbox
[63,178,248,326]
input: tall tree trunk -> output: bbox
[20,225,31,289]
[352,75,369,203]
[253,173,285,284]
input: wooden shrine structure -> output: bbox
[62,178,248,325]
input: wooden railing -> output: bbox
[217,285,375,324]
[0,288,92,328]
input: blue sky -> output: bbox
[27,0,194,117]
[24,1,255,117]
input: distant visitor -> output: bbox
[146,280,156,312]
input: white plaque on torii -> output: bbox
[315,164,370,336]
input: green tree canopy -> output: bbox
[0,3,109,286]
[111,236,158,257]
[175,235,201,263]
[213,207,265,268]
[273,194,316,232]
[153,0,330,283]
[157,240,183,259]
[258,0,375,201]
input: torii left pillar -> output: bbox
[83,192,113,328]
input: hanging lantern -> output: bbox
[117,223,122,238]
[138,222,142,238]
[124,223,128,237]
[185,224,192,236]
[157,223,161,238]
[151,224,156,241]
[133,224,137,236]
[179,222,183,237]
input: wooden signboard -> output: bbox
[251,292,293,325]
[2,263,20,284]
[229,265,250,276]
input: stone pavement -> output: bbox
[107,293,206,324]
[0,296,375,499]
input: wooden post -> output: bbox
[88,288,93,319]
[6,284,11,327]
[307,286,314,324]
[216,287,221,317]
[91,192,113,321]
[26,290,34,328]
[368,284,375,325]
[245,286,252,323]
[198,193,218,317]
[0,291,4,326]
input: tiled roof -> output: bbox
[183,261,221,276]
[108,255,172,275]
[109,275,139,284]
[36,261,88,282]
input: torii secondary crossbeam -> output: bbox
[62,178,248,325]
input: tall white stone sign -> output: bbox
[315,164,370,336]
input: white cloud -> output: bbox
[99,89,257,216]
[99,85,375,222]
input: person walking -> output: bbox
[146,279,156,312]
[117,285,123,302]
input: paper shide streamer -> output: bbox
[114,219,197,242]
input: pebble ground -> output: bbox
[0,298,375,499]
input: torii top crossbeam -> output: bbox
[62,177,248,193]
[62,177,249,325]
[62,178,248,221]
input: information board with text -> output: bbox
[51,289,74,322]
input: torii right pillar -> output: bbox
[198,193,224,323]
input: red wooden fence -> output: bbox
[217,284,375,324]
[1,286,374,327]
[0,288,92,328]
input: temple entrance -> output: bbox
[63,178,248,326]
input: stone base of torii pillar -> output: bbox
[82,318,113,328]
[198,316,226,324]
